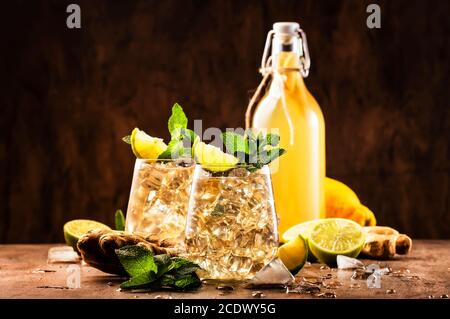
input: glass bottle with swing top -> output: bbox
[248,22,326,234]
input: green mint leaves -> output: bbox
[122,102,286,166]
[168,103,188,137]
[115,209,125,231]
[220,130,286,172]
[115,245,201,291]
[116,245,158,278]
[158,104,197,160]
[221,132,247,154]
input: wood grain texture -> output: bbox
[0,0,449,242]
[0,242,449,298]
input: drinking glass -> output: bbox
[185,165,279,281]
[125,159,194,246]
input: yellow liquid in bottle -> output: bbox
[252,51,325,235]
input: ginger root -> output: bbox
[360,226,412,259]
[77,229,179,275]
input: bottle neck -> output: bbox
[271,34,302,59]
[272,51,306,92]
[271,34,306,88]
[273,51,301,69]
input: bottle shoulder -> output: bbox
[253,83,324,119]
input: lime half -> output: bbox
[308,218,365,265]
[64,219,111,252]
[130,128,167,159]
[282,220,319,262]
[193,140,238,172]
[277,234,308,275]
[281,220,319,243]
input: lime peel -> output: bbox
[131,128,167,159]
[193,140,239,172]
[308,218,365,265]
[64,219,111,252]
[281,219,320,243]
[277,234,308,275]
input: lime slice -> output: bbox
[64,219,111,252]
[308,218,365,265]
[281,220,319,243]
[193,140,239,172]
[277,234,308,275]
[282,220,319,262]
[130,128,167,159]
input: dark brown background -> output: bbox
[0,0,449,243]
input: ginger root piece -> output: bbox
[360,226,412,259]
[77,229,178,275]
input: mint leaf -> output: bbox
[160,273,177,286]
[122,135,131,144]
[258,147,286,165]
[245,133,258,155]
[120,272,155,289]
[169,257,201,272]
[157,257,200,289]
[115,209,125,231]
[174,274,201,289]
[171,127,197,142]
[180,128,198,143]
[168,103,188,137]
[159,273,201,290]
[257,132,280,150]
[116,244,202,292]
[175,264,201,276]
[244,129,257,141]
[154,254,174,276]
[157,140,185,159]
[160,104,195,160]
[221,132,246,154]
[266,133,280,146]
[115,245,157,277]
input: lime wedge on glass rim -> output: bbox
[308,218,365,265]
[130,128,167,159]
[193,139,239,172]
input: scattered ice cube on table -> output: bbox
[376,267,392,275]
[336,255,364,270]
[248,258,294,286]
[47,246,80,263]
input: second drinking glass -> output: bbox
[185,165,279,281]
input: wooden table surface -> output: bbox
[0,241,449,299]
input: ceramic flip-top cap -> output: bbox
[273,22,300,35]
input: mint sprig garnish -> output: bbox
[115,245,201,291]
[168,103,188,137]
[158,104,197,160]
[220,129,286,172]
